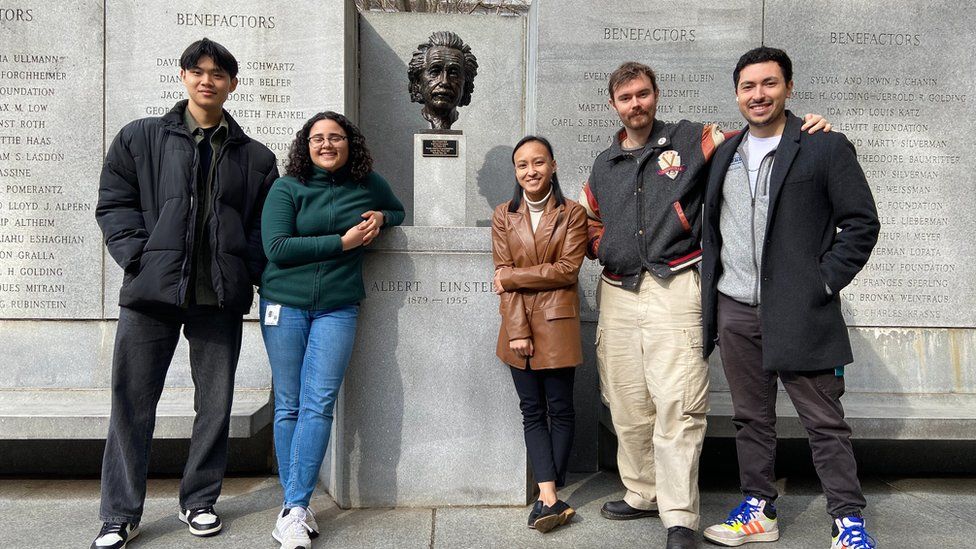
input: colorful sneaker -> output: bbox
[831,516,876,549]
[179,506,222,536]
[90,522,139,549]
[272,506,313,549]
[703,497,779,546]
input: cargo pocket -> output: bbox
[681,328,710,414]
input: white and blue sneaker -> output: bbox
[90,522,139,549]
[831,516,876,548]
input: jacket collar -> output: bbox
[163,100,248,145]
[607,119,671,161]
[765,110,803,214]
[508,194,565,264]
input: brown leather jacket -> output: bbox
[491,196,588,369]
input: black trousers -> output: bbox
[99,305,243,523]
[509,364,576,487]
[716,292,866,518]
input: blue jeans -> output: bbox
[260,298,359,507]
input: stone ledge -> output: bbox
[0,388,272,440]
[600,391,976,440]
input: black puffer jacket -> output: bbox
[96,101,278,314]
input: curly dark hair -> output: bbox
[284,111,373,182]
[407,31,478,107]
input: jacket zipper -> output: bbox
[176,129,199,305]
[208,143,231,307]
[750,150,775,305]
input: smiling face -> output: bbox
[513,140,556,202]
[609,74,659,132]
[180,55,237,113]
[420,46,466,113]
[308,118,349,172]
[735,60,793,137]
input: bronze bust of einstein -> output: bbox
[408,31,479,131]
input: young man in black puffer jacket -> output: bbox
[92,38,278,549]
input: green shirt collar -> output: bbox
[183,108,228,144]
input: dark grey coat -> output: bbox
[96,101,278,314]
[701,112,879,371]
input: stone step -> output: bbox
[0,388,272,440]
[600,391,976,440]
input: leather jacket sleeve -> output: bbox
[491,206,531,341]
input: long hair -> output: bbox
[507,135,565,213]
[284,111,373,182]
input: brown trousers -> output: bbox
[716,292,866,518]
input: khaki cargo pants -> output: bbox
[596,269,709,530]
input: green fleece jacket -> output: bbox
[259,166,405,310]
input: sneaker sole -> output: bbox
[533,508,576,533]
[272,529,311,549]
[600,508,659,521]
[178,513,222,537]
[703,530,780,546]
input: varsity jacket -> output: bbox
[579,119,725,289]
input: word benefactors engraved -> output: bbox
[421,139,459,158]
[768,0,974,327]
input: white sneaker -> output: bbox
[272,507,312,549]
[90,522,139,549]
[304,507,320,538]
[831,516,876,549]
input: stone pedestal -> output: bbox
[322,227,530,507]
[413,132,466,227]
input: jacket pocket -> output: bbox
[672,201,692,233]
[544,304,577,321]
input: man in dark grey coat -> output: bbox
[91,38,278,549]
[700,47,879,549]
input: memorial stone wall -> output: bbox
[765,0,975,328]
[526,0,975,398]
[0,1,103,319]
[2,0,974,502]
[0,0,358,390]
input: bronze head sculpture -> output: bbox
[408,31,479,131]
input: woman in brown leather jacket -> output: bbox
[491,135,588,533]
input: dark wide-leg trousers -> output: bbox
[509,364,576,487]
[99,305,243,523]
[716,293,866,518]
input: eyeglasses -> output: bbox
[308,134,347,146]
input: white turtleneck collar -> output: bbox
[524,189,552,233]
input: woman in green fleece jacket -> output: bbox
[259,111,404,549]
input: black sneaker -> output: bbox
[90,522,139,549]
[527,500,545,529]
[179,506,222,537]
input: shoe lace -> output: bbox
[724,500,759,526]
[98,522,124,536]
[285,509,312,538]
[838,521,877,549]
